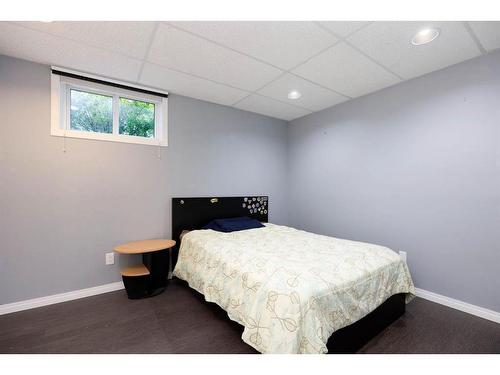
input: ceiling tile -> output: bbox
[234,94,311,121]
[258,73,348,111]
[292,42,400,98]
[14,21,157,60]
[169,21,338,70]
[0,22,142,82]
[348,21,481,79]
[468,21,500,52]
[1,20,494,122]
[139,63,249,106]
[317,21,371,37]
[147,23,283,91]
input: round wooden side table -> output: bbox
[114,239,176,299]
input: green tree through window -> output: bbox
[70,90,113,133]
[119,98,155,138]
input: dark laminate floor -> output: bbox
[1,279,499,354]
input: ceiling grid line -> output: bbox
[1,21,406,116]
[232,91,313,112]
[343,40,405,80]
[227,34,361,109]
[313,21,404,81]
[229,39,355,109]
[7,19,261,104]
[314,21,374,39]
[463,22,487,55]
[143,61,254,96]
[163,21,353,107]
[136,22,161,82]
[286,72,352,99]
[2,21,498,121]
[139,60,314,115]
[256,39,351,98]
[228,68,319,112]
[10,21,146,64]
[163,21,289,72]
[229,71,288,107]
[12,20,287,101]
[3,20,261,110]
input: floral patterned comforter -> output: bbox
[173,223,415,353]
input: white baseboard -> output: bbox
[1,282,498,325]
[0,281,124,316]
[415,288,500,324]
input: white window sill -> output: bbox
[50,129,168,147]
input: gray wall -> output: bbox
[0,55,288,304]
[288,51,500,311]
[2,51,499,312]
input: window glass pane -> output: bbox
[119,98,155,138]
[70,89,113,133]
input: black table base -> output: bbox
[122,249,170,299]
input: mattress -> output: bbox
[173,223,415,354]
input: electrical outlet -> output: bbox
[105,252,114,265]
[399,251,407,263]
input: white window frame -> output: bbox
[51,67,168,147]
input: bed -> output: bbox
[171,196,415,354]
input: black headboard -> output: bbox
[170,196,267,268]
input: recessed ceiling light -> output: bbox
[411,28,440,46]
[287,90,301,100]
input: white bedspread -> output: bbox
[173,223,415,353]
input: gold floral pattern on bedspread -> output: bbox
[173,224,415,354]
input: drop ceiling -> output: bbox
[0,21,499,121]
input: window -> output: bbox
[118,97,155,137]
[70,89,113,134]
[51,68,168,146]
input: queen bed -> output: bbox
[171,196,415,354]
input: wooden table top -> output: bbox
[114,239,176,254]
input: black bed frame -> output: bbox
[171,196,405,353]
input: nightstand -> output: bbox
[114,239,176,299]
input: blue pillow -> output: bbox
[202,220,223,231]
[203,217,264,232]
